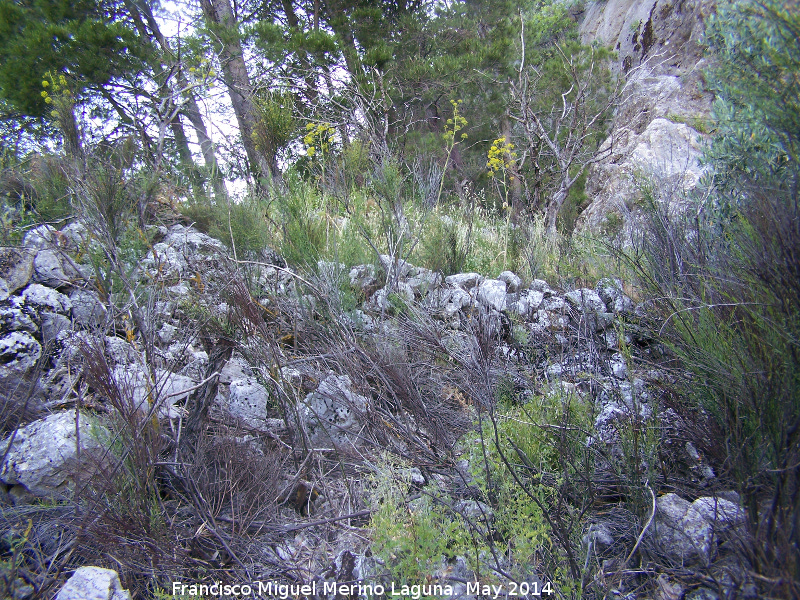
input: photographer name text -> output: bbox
[172,579,555,598]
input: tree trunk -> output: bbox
[546,185,568,235]
[202,0,272,188]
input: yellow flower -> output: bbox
[40,90,48,98]
[51,110,59,118]
[41,80,49,87]
[307,146,316,157]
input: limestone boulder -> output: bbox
[301,374,368,449]
[0,410,109,503]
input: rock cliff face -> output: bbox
[576,0,716,236]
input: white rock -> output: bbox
[301,374,368,449]
[565,288,607,313]
[445,272,483,290]
[21,283,72,313]
[475,279,507,312]
[0,331,41,374]
[0,410,108,502]
[56,566,131,600]
[225,377,271,428]
[497,270,522,293]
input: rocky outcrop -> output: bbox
[576,0,715,236]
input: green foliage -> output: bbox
[704,0,800,191]
[0,0,147,118]
[466,387,593,589]
[368,457,471,584]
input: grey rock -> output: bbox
[142,243,186,277]
[59,222,90,250]
[691,496,745,528]
[158,323,178,345]
[407,270,441,297]
[445,272,483,290]
[219,355,252,384]
[497,270,522,293]
[301,374,368,449]
[596,278,635,314]
[33,249,78,288]
[529,279,555,296]
[69,289,107,329]
[584,522,616,551]
[317,260,347,286]
[0,248,36,300]
[41,313,72,347]
[0,332,41,374]
[21,283,72,314]
[104,336,139,366]
[55,566,131,600]
[163,224,225,254]
[455,499,493,521]
[0,305,37,334]
[224,377,271,429]
[565,288,607,313]
[653,493,719,563]
[0,410,108,502]
[475,279,507,312]
[22,225,58,250]
[379,254,412,279]
[540,296,566,311]
[610,354,628,380]
[112,366,196,419]
[685,589,719,600]
[349,264,377,291]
